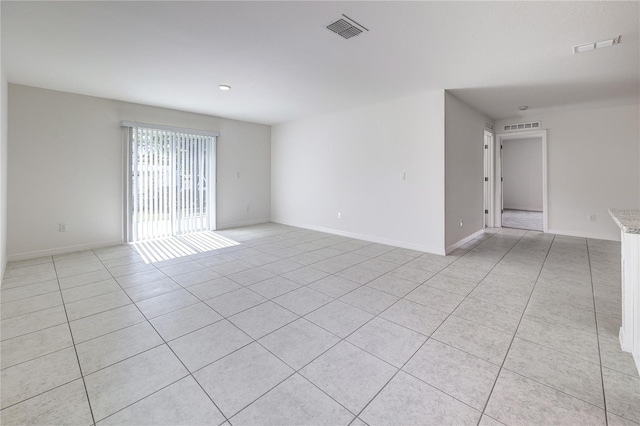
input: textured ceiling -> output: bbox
[2,1,638,124]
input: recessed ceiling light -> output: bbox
[573,36,621,54]
[519,106,528,111]
[218,85,231,91]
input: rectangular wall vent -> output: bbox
[325,14,369,40]
[503,121,541,132]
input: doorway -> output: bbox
[502,136,544,230]
[491,130,548,232]
[124,123,218,242]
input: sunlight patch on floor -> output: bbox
[131,231,240,263]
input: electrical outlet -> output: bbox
[401,172,406,180]
[337,212,342,219]
[236,172,240,179]
[588,214,597,222]
[246,204,250,212]
[459,218,463,227]
[59,223,67,232]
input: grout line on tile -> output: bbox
[88,249,234,425]
[90,374,190,424]
[522,311,598,335]
[4,225,624,425]
[0,300,65,321]
[501,367,607,411]
[349,230,531,422]
[221,371,298,421]
[51,256,98,426]
[512,333,600,365]
[0,377,85,413]
[79,342,166,377]
[0,289,60,304]
[0,321,67,343]
[586,241,610,425]
[0,341,74,371]
[60,286,123,305]
[468,231,555,425]
[0,316,69,344]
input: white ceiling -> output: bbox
[2,1,638,124]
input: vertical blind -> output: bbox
[123,122,217,242]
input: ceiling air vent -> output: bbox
[325,15,369,40]
[503,121,541,132]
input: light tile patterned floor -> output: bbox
[502,209,543,232]
[1,223,639,425]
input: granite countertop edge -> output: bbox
[609,209,640,235]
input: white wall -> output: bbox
[7,84,271,260]
[444,92,492,251]
[0,5,8,276]
[502,137,543,211]
[271,91,446,254]
[0,75,6,276]
[496,103,639,240]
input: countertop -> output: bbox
[609,209,640,235]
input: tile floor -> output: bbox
[501,209,543,232]
[1,223,639,425]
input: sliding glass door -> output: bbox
[125,124,216,242]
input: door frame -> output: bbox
[122,123,218,243]
[494,129,548,233]
[483,130,495,228]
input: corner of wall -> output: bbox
[0,14,8,281]
[446,228,484,254]
[443,92,493,250]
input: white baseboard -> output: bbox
[7,240,124,262]
[547,228,619,242]
[503,207,543,213]
[446,229,484,254]
[216,218,271,230]
[271,219,446,255]
[620,327,632,352]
